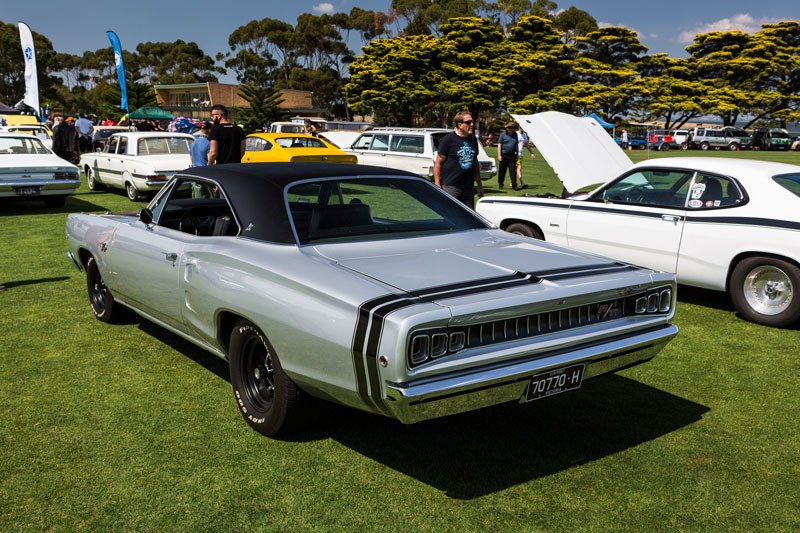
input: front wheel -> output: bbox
[505,222,544,240]
[228,320,315,437]
[700,142,710,151]
[728,142,740,151]
[86,255,123,323]
[730,257,800,328]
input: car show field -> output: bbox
[1,152,798,531]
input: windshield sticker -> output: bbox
[688,199,703,208]
[690,183,706,199]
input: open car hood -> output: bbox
[512,111,632,193]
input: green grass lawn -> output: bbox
[2,151,799,531]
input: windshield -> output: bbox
[0,136,51,155]
[287,177,486,244]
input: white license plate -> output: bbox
[15,186,41,196]
[523,363,585,402]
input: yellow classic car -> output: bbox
[242,133,357,164]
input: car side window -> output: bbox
[687,173,743,209]
[245,137,272,151]
[106,137,119,154]
[352,134,373,150]
[151,178,236,236]
[370,135,390,151]
[390,135,424,154]
[601,170,692,208]
[117,137,128,154]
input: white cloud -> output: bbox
[677,14,781,43]
[313,3,335,14]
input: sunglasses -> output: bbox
[461,120,474,125]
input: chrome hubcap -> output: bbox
[744,265,793,316]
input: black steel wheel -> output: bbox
[86,255,121,323]
[228,320,314,437]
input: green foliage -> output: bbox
[2,151,800,531]
[236,84,288,133]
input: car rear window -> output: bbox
[773,173,800,198]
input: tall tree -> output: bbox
[136,40,223,85]
[236,84,288,133]
[553,6,598,45]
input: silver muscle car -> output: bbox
[66,163,678,437]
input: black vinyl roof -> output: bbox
[175,163,423,244]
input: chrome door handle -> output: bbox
[163,252,178,262]
[661,214,682,223]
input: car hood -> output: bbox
[310,229,646,298]
[512,111,632,193]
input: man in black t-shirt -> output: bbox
[208,104,246,165]
[433,110,484,208]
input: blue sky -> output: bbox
[3,0,799,82]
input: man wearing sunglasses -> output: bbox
[433,111,484,208]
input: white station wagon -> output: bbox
[79,131,193,200]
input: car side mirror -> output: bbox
[139,208,153,225]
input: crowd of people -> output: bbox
[42,105,536,211]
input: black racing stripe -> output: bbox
[540,264,640,281]
[407,271,532,298]
[685,216,800,231]
[352,294,401,405]
[351,271,542,410]
[531,262,622,277]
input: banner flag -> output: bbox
[106,31,129,112]
[18,22,39,113]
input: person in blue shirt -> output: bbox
[190,121,212,167]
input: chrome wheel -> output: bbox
[742,265,793,316]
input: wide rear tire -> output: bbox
[228,320,315,437]
[730,257,800,328]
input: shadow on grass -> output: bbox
[677,284,733,312]
[0,276,70,291]
[0,193,118,216]
[312,376,707,499]
[137,314,706,498]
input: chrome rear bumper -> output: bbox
[384,324,678,424]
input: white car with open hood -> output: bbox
[476,111,800,328]
[79,131,193,201]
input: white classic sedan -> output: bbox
[477,112,800,328]
[79,131,193,200]
[0,133,80,207]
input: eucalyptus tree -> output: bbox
[223,18,291,86]
[135,40,223,85]
[389,0,485,36]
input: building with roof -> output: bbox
[153,82,323,122]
